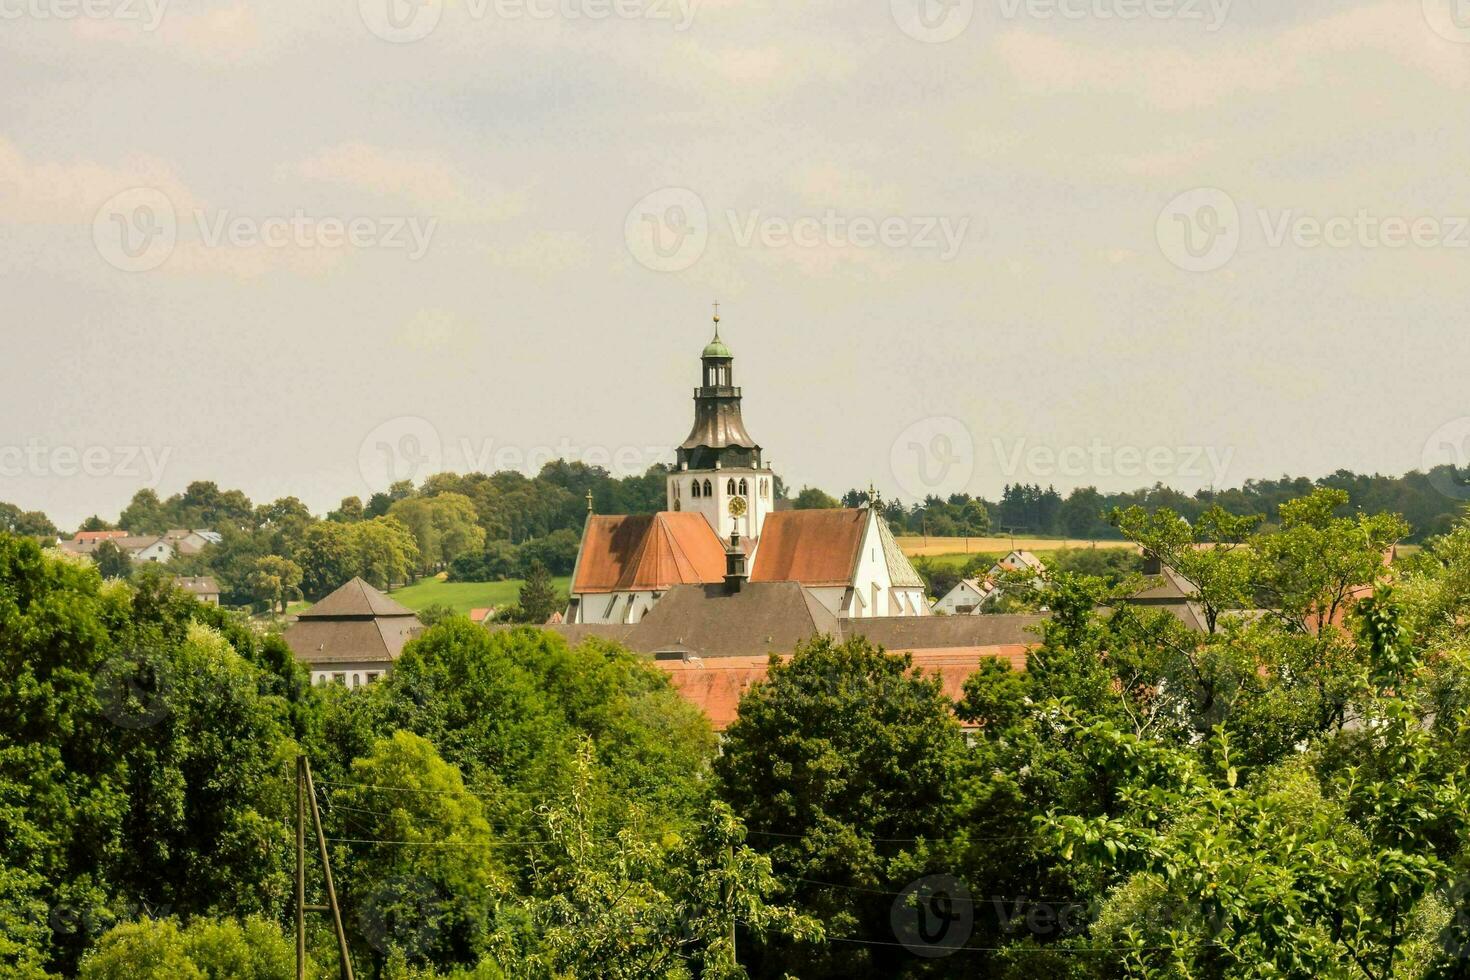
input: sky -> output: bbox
[4,0,1470,529]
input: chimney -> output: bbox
[724,527,748,593]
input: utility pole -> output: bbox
[296,754,356,980]
[296,757,305,979]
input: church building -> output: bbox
[565,313,929,626]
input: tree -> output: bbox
[792,487,839,510]
[518,742,819,979]
[517,529,580,577]
[247,555,302,614]
[417,603,458,627]
[78,916,294,980]
[331,731,511,972]
[447,541,520,583]
[715,635,974,976]
[0,537,300,975]
[0,502,57,539]
[350,516,420,590]
[390,493,485,574]
[294,521,357,599]
[91,540,133,580]
[328,495,365,523]
[517,560,560,625]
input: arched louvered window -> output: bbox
[703,479,713,496]
[727,479,736,495]
[691,481,701,498]
[738,479,748,495]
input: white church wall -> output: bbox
[847,511,893,618]
[574,589,659,625]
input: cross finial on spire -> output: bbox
[711,300,721,340]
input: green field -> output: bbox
[386,575,572,615]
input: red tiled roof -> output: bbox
[655,645,1033,731]
[749,509,867,586]
[74,530,130,543]
[572,513,728,594]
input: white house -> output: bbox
[989,550,1044,578]
[932,578,996,615]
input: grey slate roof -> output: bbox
[285,577,422,666]
[496,583,1043,659]
[877,518,926,588]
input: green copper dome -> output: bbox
[702,316,732,358]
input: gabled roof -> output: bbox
[284,577,422,666]
[298,577,417,619]
[876,516,925,588]
[74,530,130,543]
[174,576,220,595]
[749,508,867,587]
[849,614,1045,651]
[572,513,728,594]
[1129,564,1199,603]
[628,582,841,659]
[284,618,421,665]
[654,645,1035,731]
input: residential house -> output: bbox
[283,577,423,687]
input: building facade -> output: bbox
[568,313,929,624]
[664,313,776,542]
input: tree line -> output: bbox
[4,461,1469,615]
[9,488,1470,975]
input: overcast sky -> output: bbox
[4,0,1470,528]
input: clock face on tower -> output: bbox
[728,496,748,517]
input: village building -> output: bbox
[283,577,423,687]
[58,528,221,564]
[932,577,996,615]
[174,575,221,605]
[567,313,929,625]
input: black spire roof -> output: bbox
[676,314,762,471]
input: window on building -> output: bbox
[738,478,748,495]
[352,673,361,687]
[727,479,736,495]
[332,672,346,685]
[703,479,712,496]
[692,481,701,498]
[366,672,379,684]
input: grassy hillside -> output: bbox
[387,575,572,615]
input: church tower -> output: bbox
[666,310,775,541]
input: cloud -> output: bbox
[0,137,196,223]
[289,142,527,220]
[991,2,1470,111]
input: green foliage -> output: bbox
[388,494,486,575]
[715,635,973,976]
[249,554,303,613]
[0,536,301,975]
[91,539,134,580]
[791,486,839,510]
[514,560,560,625]
[78,916,294,980]
[331,732,511,971]
[293,517,420,598]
